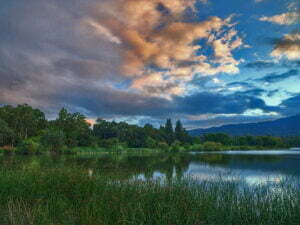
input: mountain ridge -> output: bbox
[189,115,300,136]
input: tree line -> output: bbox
[0,104,191,153]
[0,104,299,154]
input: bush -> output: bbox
[145,137,157,148]
[60,145,74,154]
[157,142,169,152]
[169,141,182,153]
[188,144,203,152]
[100,138,119,149]
[202,141,223,151]
[16,139,40,155]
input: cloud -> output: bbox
[255,69,299,83]
[174,91,275,115]
[0,0,288,129]
[245,60,300,69]
[271,31,300,60]
[245,60,277,69]
[88,0,245,97]
[260,12,299,25]
[184,114,280,129]
[235,88,266,96]
[0,0,245,103]
[227,81,256,89]
[85,20,122,45]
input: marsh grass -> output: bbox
[0,167,300,225]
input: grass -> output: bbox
[73,146,166,155]
[0,167,300,225]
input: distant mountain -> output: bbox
[189,115,300,137]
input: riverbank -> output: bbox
[0,144,292,156]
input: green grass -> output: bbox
[73,146,165,155]
[0,167,300,225]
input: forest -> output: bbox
[0,104,300,154]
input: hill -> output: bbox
[189,115,300,137]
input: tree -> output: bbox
[41,129,65,152]
[53,108,92,147]
[203,133,232,146]
[164,119,174,145]
[0,119,14,146]
[146,137,157,148]
[175,120,189,143]
[93,118,118,139]
[0,104,46,142]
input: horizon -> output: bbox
[0,0,299,129]
[2,103,298,131]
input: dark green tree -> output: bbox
[0,119,14,146]
[164,119,174,145]
[93,119,118,139]
[41,129,66,152]
[53,108,92,147]
[0,104,46,141]
[175,120,189,143]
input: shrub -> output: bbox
[157,142,169,152]
[16,139,40,155]
[145,137,157,148]
[170,141,182,153]
[188,144,203,152]
[203,141,223,151]
[60,145,74,154]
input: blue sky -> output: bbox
[0,0,299,128]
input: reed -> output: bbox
[0,168,299,225]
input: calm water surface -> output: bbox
[1,150,300,186]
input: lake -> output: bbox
[1,150,300,224]
[1,150,300,187]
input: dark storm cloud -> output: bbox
[235,88,266,96]
[183,115,280,130]
[267,89,280,97]
[51,85,172,117]
[242,88,280,98]
[255,69,299,83]
[173,92,276,115]
[245,61,277,69]
[0,0,125,114]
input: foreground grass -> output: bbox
[0,168,300,225]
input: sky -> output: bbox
[0,0,299,129]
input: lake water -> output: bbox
[1,150,300,187]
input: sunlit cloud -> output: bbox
[0,0,299,128]
[271,32,300,60]
[88,0,244,97]
[259,12,299,25]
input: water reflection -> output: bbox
[1,150,300,187]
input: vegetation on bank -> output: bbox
[0,167,299,225]
[1,104,300,155]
